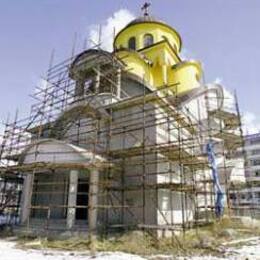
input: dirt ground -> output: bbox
[0,236,260,260]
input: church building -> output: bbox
[0,5,243,238]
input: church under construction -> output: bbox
[0,7,245,239]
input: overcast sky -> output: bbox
[0,0,259,132]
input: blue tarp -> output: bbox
[206,142,224,217]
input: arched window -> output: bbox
[162,36,168,42]
[128,37,136,50]
[143,34,154,47]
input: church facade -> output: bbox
[0,8,243,237]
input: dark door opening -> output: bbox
[76,179,89,220]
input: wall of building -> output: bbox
[229,134,260,219]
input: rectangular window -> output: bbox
[235,151,243,157]
[251,149,260,155]
[250,137,260,145]
[229,194,236,199]
[251,159,260,166]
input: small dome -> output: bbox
[114,15,182,52]
[125,15,176,33]
[127,15,162,26]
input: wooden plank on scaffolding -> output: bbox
[214,131,243,150]
[107,182,195,192]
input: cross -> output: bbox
[141,2,151,16]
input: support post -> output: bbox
[75,79,85,97]
[67,170,78,229]
[95,66,101,94]
[20,174,33,223]
[117,68,121,98]
[162,64,168,85]
[88,168,99,241]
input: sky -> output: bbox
[0,0,259,133]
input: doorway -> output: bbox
[76,179,89,220]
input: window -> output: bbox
[195,73,200,82]
[229,194,236,200]
[84,79,94,94]
[162,35,168,42]
[128,37,136,50]
[235,151,243,157]
[251,149,260,155]
[255,170,260,176]
[143,34,154,47]
[251,159,260,166]
[250,137,260,145]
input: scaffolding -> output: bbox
[0,43,244,239]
